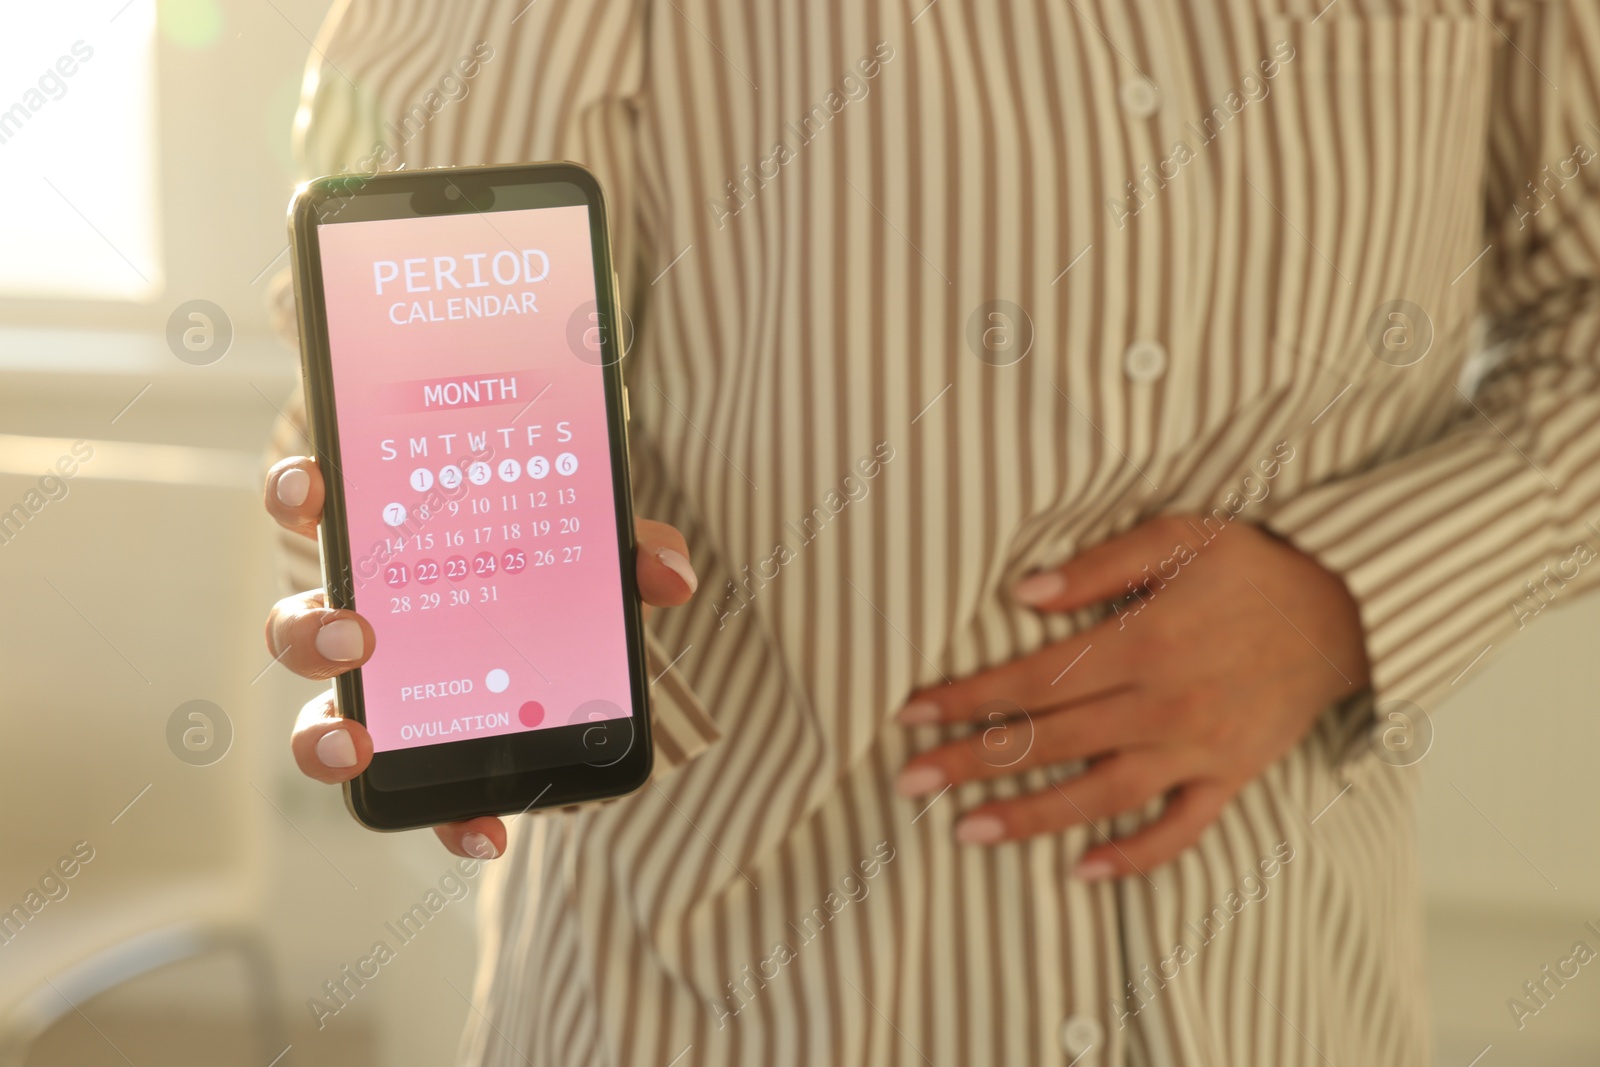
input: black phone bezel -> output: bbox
[287,162,652,831]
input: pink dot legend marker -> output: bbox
[518,701,545,728]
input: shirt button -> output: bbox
[1119,77,1161,118]
[1061,1015,1103,1058]
[1121,340,1168,382]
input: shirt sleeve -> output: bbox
[1264,4,1600,741]
[263,0,719,780]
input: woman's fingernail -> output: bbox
[316,618,365,662]
[897,700,941,725]
[461,832,499,860]
[895,765,946,797]
[315,728,358,769]
[655,547,698,595]
[955,815,1006,845]
[1013,571,1066,605]
[276,467,311,507]
[1073,859,1116,882]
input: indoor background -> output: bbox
[0,2,1596,1064]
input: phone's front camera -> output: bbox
[444,185,461,201]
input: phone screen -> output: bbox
[315,200,632,758]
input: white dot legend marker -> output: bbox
[485,668,510,694]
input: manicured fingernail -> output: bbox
[895,765,946,797]
[276,467,310,507]
[897,700,941,725]
[1013,571,1066,605]
[316,617,365,661]
[955,815,1006,844]
[315,727,357,769]
[462,832,498,860]
[1073,859,1116,882]
[656,548,698,595]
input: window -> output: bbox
[0,1,160,300]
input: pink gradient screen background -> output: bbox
[317,204,632,752]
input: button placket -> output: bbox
[1118,77,1161,118]
[1061,1014,1104,1060]
[1121,340,1168,382]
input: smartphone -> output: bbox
[287,162,651,830]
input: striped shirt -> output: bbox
[267,2,1600,1064]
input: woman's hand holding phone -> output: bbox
[262,456,698,858]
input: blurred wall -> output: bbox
[1419,595,1600,1064]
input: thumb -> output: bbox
[1011,515,1206,612]
[635,517,698,609]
